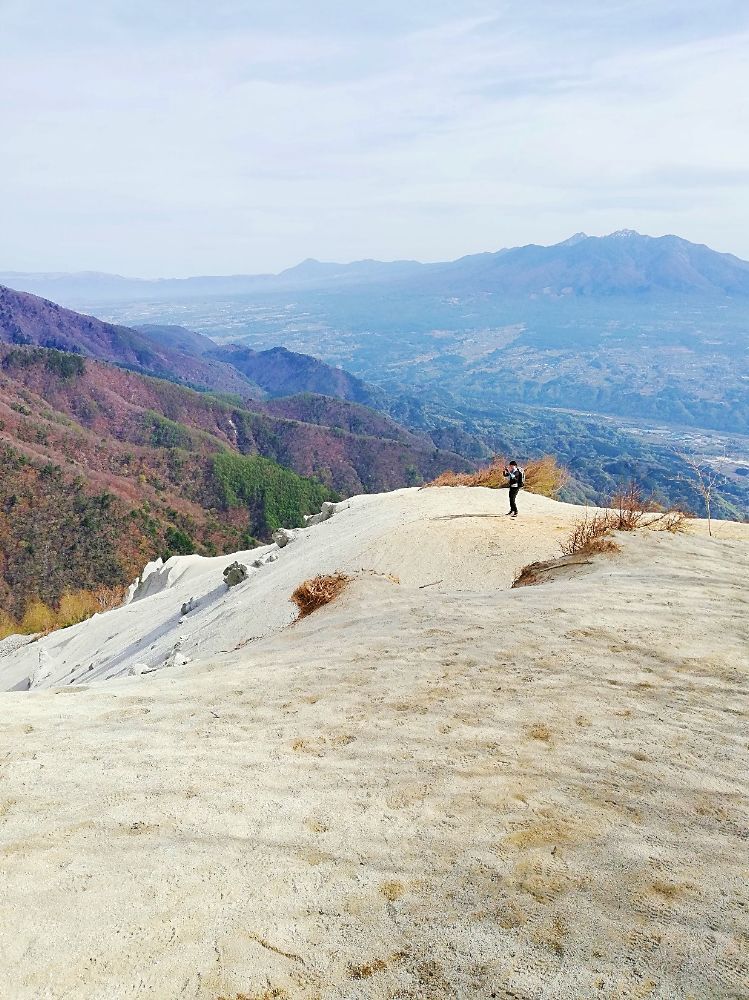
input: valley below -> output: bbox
[82,291,749,518]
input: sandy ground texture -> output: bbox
[0,487,748,999]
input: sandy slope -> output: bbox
[0,487,748,999]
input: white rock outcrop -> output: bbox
[271,527,297,548]
[304,500,337,526]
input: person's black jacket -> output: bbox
[505,468,522,488]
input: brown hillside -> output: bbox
[0,347,472,494]
[0,347,473,622]
[0,284,260,399]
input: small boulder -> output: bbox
[180,596,199,616]
[304,501,337,527]
[223,561,249,588]
[252,550,279,568]
[272,528,297,548]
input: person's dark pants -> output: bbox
[508,487,519,515]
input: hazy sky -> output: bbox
[2,1,749,276]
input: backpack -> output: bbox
[517,467,525,488]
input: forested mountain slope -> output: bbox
[0,347,471,624]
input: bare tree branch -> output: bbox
[675,449,723,536]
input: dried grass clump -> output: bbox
[561,482,689,557]
[582,536,620,554]
[524,455,569,498]
[428,455,568,498]
[610,483,656,530]
[611,483,689,532]
[512,549,609,588]
[560,511,620,557]
[428,458,506,489]
[291,573,351,619]
[652,508,689,532]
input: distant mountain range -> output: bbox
[25,229,741,438]
[0,270,745,641]
[5,230,749,303]
[0,289,379,411]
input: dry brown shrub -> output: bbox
[291,573,351,619]
[561,484,688,557]
[513,539,620,587]
[428,458,505,489]
[428,455,568,498]
[610,482,655,530]
[610,483,689,532]
[643,508,689,533]
[560,511,617,556]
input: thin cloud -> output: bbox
[1,2,748,273]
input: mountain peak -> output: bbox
[559,232,589,246]
[277,257,330,277]
[607,229,643,239]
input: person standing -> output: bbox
[504,461,524,517]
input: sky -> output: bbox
[2,0,749,276]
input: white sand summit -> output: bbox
[0,488,600,694]
[0,487,747,999]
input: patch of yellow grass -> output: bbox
[380,879,405,901]
[18,600,57,635]
[428,455,568,498]
[527,722,553,742]
[0,609,19,641]
[1,586,126,639]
